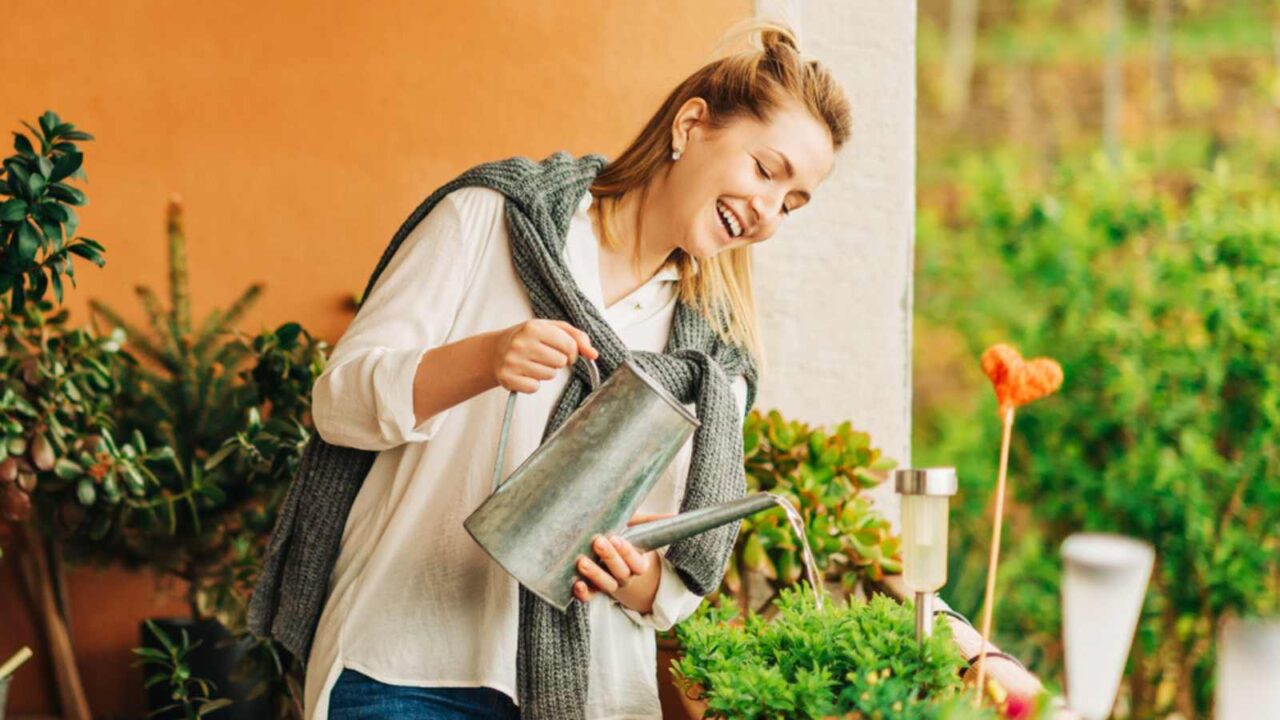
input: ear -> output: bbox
[670,97,710,150]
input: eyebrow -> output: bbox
[767,147,811,204]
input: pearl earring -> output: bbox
[671,148,682,161]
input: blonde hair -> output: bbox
[590,19,852,362]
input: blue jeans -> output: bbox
[328,668,520,719]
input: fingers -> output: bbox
[496,320,597,394]
[592,535,632,583]
[610,536,653,576]
[572,535,654,605]
[552,321,598,360]
[576,555,618,595]
[525,342,570,372]
[539,323,581,365]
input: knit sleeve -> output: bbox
[311,188,500,451]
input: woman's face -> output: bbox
[657,97,837,260]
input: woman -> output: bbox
[249,19,851,720]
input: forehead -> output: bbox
[726,101,835,183]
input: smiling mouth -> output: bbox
[716,200,743,239]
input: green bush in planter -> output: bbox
[725,410,900,612]
[673,588,999,719]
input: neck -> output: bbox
[596,181,676,283]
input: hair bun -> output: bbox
[759,24,800,55]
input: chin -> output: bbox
[685,234,732,260]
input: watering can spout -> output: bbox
[619,493,779,552]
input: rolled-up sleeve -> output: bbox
[618,374,752,630]
[312,189,491,451]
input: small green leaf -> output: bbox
[76,478,97,506]
[16,222,40,265]
[54,457,82,480]
[12,132,34,156]
[49,152,83,183]
[0,199,27,221]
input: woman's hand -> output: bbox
[491,320,598,394]
[572,513,672,614]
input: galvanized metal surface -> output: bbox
[464,359,700,612]
[893,467,958,497]
[619,493,777,552]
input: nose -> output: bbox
[749,193,786,228]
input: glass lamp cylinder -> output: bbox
[894,468,958,641]
[902,494,950,592]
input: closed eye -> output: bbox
[755,159,792,215]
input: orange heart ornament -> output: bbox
[981,343,1063,413]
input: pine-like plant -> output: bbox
[87,199,326,625]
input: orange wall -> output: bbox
[0,1,749,716]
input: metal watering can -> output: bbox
[464,357,775,612]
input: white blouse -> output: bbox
[304,185,750,720]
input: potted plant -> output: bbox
[1,112,165,720]
[728,409,902,611]
[83,200,324,719]
[656,410,903,716]
[672,587,1044,719]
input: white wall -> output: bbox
[752,0,916,519]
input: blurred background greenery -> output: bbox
[914,1,1280,717]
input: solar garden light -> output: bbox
[1061,533,1154,720]
[894,467,958,642]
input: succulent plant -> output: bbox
[724,409,902,611]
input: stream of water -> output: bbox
[765,493,824,610]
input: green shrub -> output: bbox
[916,153,1280,717]
[673,588,996,719]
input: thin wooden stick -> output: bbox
[19,522,91,720]
[0,646,33,679]
[975,406,1016,704]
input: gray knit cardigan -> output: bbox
[247,152,757,719]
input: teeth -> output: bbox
[716,200,742,238]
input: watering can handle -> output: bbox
[490,356,601,492]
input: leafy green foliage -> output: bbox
[725,410,900,611]
[85,201,327,628]
[0,112,104,310]
[916,154,1280,717]
[134,620,232,720]
[673,588,990,719]
[0,299,169,538]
